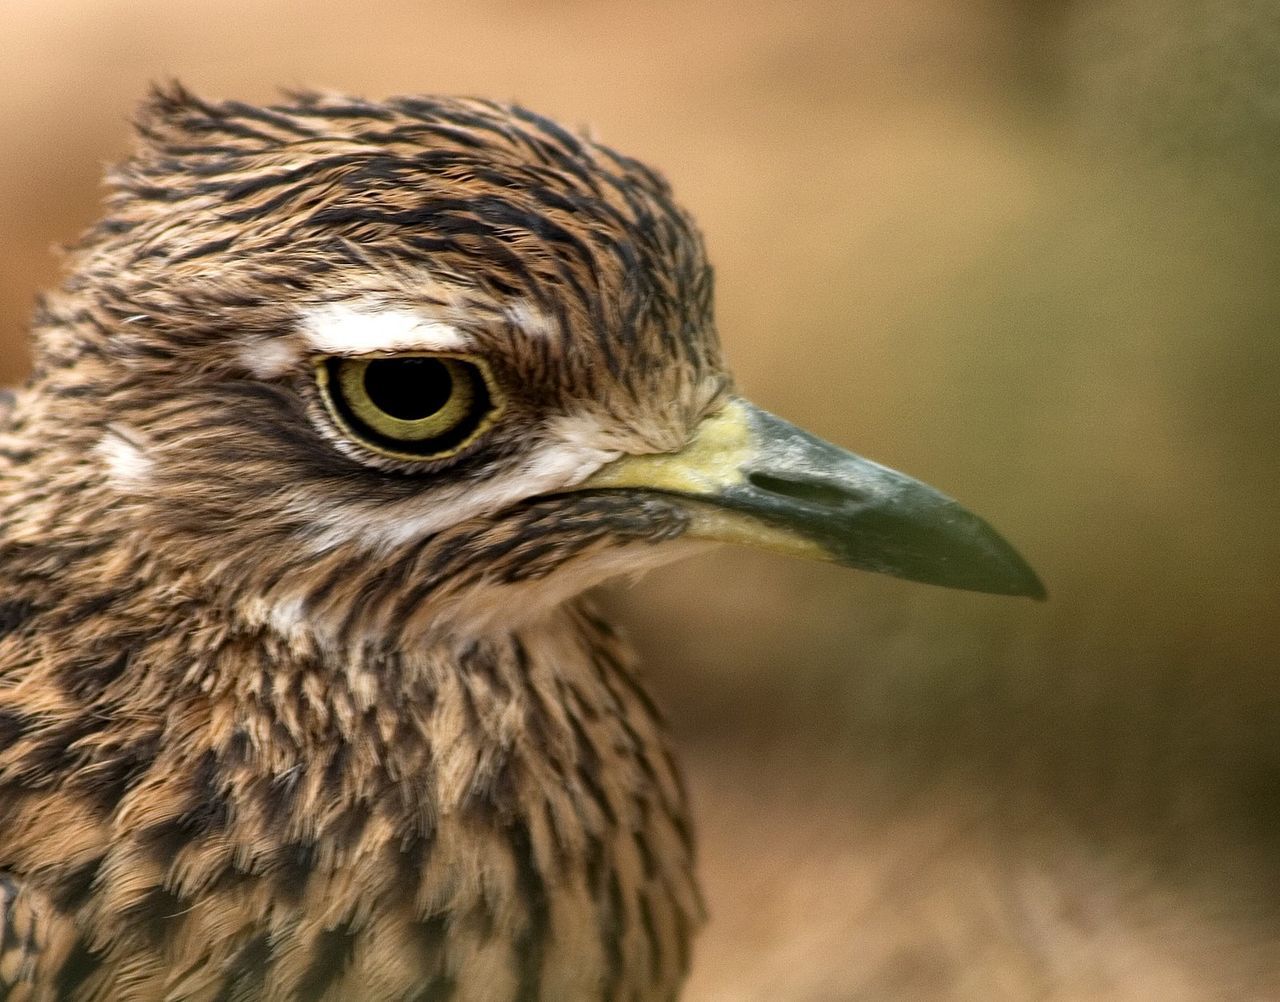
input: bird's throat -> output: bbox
[0,583,702,1000]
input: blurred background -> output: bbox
[3,1,1279,998]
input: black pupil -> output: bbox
[363,358,455,421]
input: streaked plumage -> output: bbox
[0,85,1042,1001]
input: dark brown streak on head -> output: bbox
[84,86,720,393]
[0,86,711,999]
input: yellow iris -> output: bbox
[316,354,502,460]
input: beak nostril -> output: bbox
[747,471,859,508]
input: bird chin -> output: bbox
[422,537,717,638]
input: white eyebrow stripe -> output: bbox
[299,303,474,355]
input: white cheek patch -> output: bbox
[299,302,473,356]
[95,425,154,488]
[428,538,716,636]
[511,433,621,491]
[294,434,621,557]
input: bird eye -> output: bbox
[316,354,502,460]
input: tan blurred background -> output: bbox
[4,1,1280,998]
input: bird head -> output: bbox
[26,85,1041,646]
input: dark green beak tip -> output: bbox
[733,405,1049,602]
[900,504,1047,601]
[988,533,1047,601]
[985,552,1047,601]
[778,488,1048,601]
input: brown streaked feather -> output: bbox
[0,577,700,999]
[1,85,719,1000]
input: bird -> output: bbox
[0,84,1044,1002]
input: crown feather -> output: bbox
[132,80,224,148]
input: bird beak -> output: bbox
[578,397,1046,599]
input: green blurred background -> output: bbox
[3,2,1279,998]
